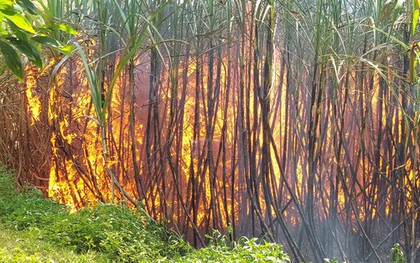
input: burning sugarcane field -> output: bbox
[0,0,419,262]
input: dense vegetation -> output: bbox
[0,0,419,262]
[0,165,290,262]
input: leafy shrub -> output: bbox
[0,169,66,231]
[0,166,63,216]
[43,203,176,262]
[2,195,66,230]
[390,243,405,263]
[175,230,290,263]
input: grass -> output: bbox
[0,165,289,262]
[0,225,105,263]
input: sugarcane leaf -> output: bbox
[409,48,419,84]
[413,9,419,35]
[75,42,103,124]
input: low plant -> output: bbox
[174,230,289,263]
[43,203,177,262]
[390,243,405,263]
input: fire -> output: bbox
[25,70,41,125]
[25,59,56,125]
[20,38,419,257]
[0,1,416,261]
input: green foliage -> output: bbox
[0,166,17,197]
[390,243,406,263]
[0,248,43,263]
[1,194,66,230]
[324,258,339,263]
[0,0,76,81]
[0,178,173,261]
[413,0,420,36]
[0,226,106,263]
[0,167,66,230]
[43,204,177,262]
[175,230,290,263]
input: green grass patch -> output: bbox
[0,165,289,262]
[0,225,105,263]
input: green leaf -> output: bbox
[7,21,30,41]
[413,9,420,36]
[0,0,14,12]
[0,40,23,81]
[31,35,61,47]
[16,0,38,15]
[0,15,7,35]
[32,36,74,56]
[50,24,79,36]
[3,12,36,34]
[0,64,5,75]
[56,44,74,56]
[409,48,418,83]
[75,43,103,124]
[8,37,42,67]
